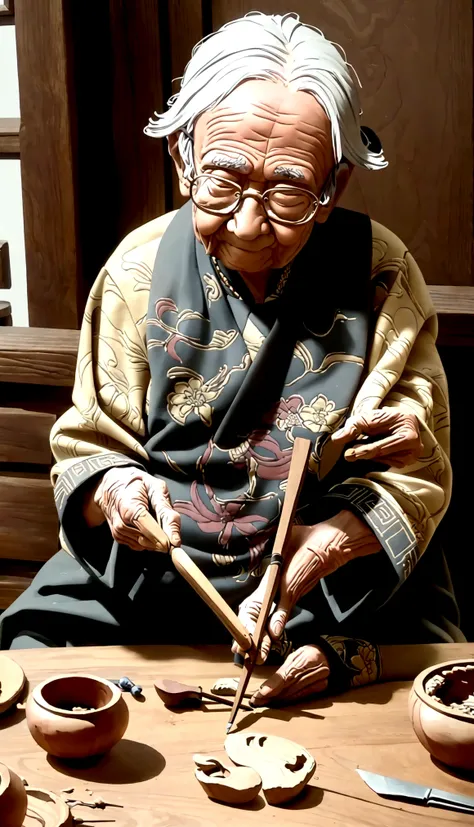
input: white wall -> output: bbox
[0,26,28,326]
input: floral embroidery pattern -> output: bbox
[323,636,381,689]
[273,394,347,443]
[147,299,237,363]
[168,376,216,426]
[167,356,251,427]
[300,394,347,434]
[175,481,271,548]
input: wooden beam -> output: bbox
[14,0,80,328]
[0,408,55,464]
[0,118,20,155]
[0,327,79,385]
[0,474,58,562]
[0,240,12,288]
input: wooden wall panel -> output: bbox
[211,0,473,286]
[15,0,80,328]
[168,0,207,209]
[0,408,55,464]
[0,475,58,562]
[0,328,79,386]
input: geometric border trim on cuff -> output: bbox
[53,451,146,518]
[324,480,419,582]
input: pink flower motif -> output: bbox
[174,482,269,547]
[247,431,293,480]
[274,395,305,441]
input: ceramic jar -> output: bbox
[0,762,28,827]
[25,674,129,759]
[409,659,474,770]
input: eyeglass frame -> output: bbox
[189,170,334,227]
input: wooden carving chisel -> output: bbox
[226,436,312,733]
[135,511,254,654]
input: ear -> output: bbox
[314,161,354,224]
[168,133,191,197]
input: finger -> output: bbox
[257,632,272,665]
[160,507,182,548]
[250,668,287,706]
[331,415,370,445]
[277,677,329,703]
[110,521,149,551]
[268,590,294,641]
[277,663,330,699]
[344,433,418,462]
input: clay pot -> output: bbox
[409,659,474,771]
[25,674,129,759]
[0,762,28,827]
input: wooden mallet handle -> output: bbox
[135,511,253,653]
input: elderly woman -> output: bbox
[0,13,462,703]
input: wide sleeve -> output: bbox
[320,227,451,616]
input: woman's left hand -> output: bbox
[233,509,381,663]
[250,644,330,706]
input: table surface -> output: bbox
[4,642,474,827]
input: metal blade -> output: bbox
[357,769,430,802]
[357,770,474,813]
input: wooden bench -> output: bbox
[0,327,79,608]
[0,287,473,611]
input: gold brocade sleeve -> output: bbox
[324,221,451,584]
[50,212,176,517]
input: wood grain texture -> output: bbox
[15,0,80,328]
[0,118,20,154]
[2,643,474,826]
[0,562,41,609]
[167,0,206,209]
[211,0,473,286]
[108,0,168,240]
[0,408,55,464]
[0,240,12,288]
[0,328,79,385]
[0,474,57,561]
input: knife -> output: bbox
[357,769,474,815]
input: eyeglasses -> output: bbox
[190,173,328,226]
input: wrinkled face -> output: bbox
[191,80,334,277]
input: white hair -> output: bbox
[144,12,387,190]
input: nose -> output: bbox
[226,193,270,240]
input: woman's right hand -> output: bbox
[84,466,181,551]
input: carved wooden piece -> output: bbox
[225,732,316,805]
[135,512,253,653]
[25,674,129,759]
[154,678,252,710]
[409,659,474,771]
[24,788,72,827]
[0,762,27,827]
[227,437,311,731]
[0,654,26,715]
[193,754,262,804]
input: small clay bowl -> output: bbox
[25,674,129,759]
[409,659,474,770]
[0,762,28,827]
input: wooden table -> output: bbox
[4,643,474,826]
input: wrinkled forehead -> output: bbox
[193,79,334,176]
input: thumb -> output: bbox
[268,592,293,641]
